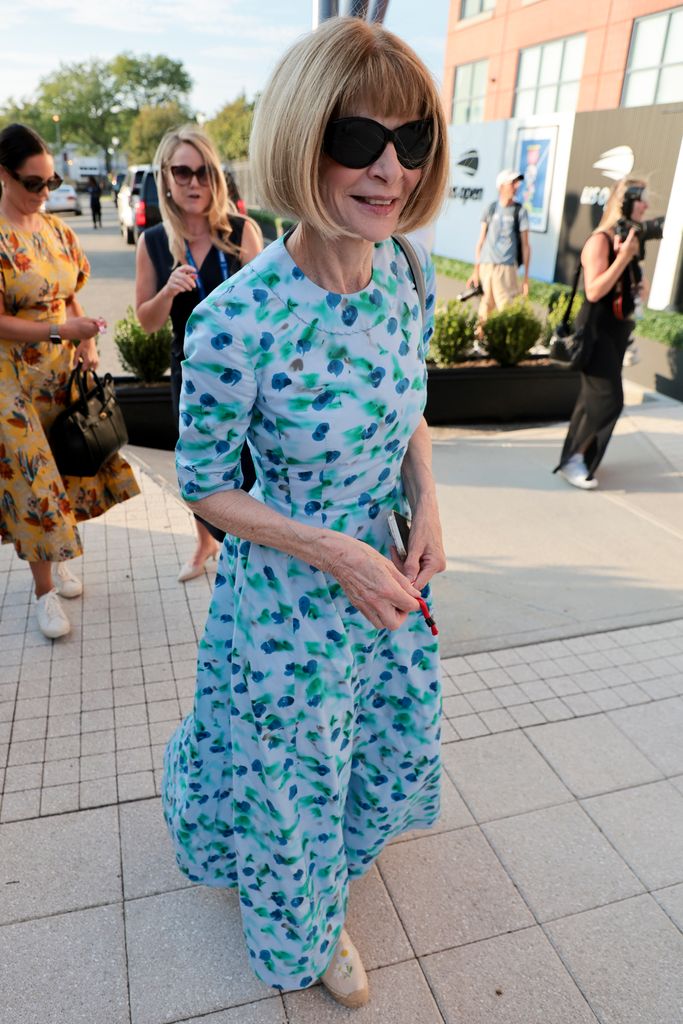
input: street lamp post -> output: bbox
[52,114,62,177]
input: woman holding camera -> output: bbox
[556,178,647,490]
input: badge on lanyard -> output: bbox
[185,241,230,300]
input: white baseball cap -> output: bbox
[496,168,524,189]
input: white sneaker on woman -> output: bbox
[35,589,71,639]
[320,928,369,1008]
[559,453,598,490]
[54,561,83,598]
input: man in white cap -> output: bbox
[467,168,531,333]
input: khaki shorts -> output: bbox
[477,263,521,322]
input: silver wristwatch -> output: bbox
[49,325,61,344]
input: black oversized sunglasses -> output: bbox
[323,116,433,170]
[169,164,209,186]
[6,168,63,193]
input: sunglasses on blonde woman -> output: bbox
[323,117,433,170]
[169,164,209,186]
[6,168,63,193]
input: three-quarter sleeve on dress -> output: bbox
[176,292,257,502]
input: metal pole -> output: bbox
[316,0,339,23]
[368,0,389,21]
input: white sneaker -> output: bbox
[54,561,83,599]
[320,928,369,1009]
[35,589,71,639]
[559,453,598,490]
[623,344,640,367]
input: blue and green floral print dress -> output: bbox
[163,235,442,991]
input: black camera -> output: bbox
[456,283,484,302]
[614,184,664,260]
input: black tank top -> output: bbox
[144,218,245,360]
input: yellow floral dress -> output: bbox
[0,212,139,562]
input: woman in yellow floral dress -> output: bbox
[0,123,139,638]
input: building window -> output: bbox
[461,0,495,18]
[452,60,488,124]
[514,34,585,116]
[622,6,683,107]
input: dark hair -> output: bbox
[0,122,49,172]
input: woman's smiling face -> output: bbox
[319,110,423,242]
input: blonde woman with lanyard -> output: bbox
[135,124,262,580]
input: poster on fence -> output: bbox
[514,126,557,233]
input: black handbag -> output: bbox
[49,363,128,477]
[548,260,595,371]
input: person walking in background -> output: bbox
[555,178,646,490]
[134,124,262,582]
[86,175,102,228]
[467,168,530,335]
[162,16,448,1008]
[0,123,139,638]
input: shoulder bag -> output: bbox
[548,260,595,371]
[49,362,128,477]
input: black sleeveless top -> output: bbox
[144,218,244,361]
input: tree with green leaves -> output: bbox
[0,53,193,172]
[127,103,194,163]
[205,94,255,162]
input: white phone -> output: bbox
[388,510,411,559]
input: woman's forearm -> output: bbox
[137,287,174,333]
[192,487,345,573]
[401,417,438,513]
[584,248,631,303]
[0,315,54,343]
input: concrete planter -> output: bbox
[425,361,581,425]
[113,377,177,451]
[623,334,683,403]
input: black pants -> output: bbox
[555,325,629,477]
[90,200,102,228]
[170,356,256,544]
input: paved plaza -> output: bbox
[1,375,683,1021]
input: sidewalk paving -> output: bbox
[1,386,683,1023]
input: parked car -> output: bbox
[132,167,161,243]
[117,165,149,244]
[44,183,82,216]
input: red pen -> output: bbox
[416,596,438,636]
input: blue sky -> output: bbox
[1,0,451,120]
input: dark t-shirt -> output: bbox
[144,218,244,361]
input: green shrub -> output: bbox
[482,299,543,366]
[113,306,172,383]
[247,207,296,243]
[431,301,476,365]
[639,309,683,347]
[541,291,585,346]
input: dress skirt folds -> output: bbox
[0,213,139,561]
[162,236,442,990]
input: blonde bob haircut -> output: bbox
[250,16,449,239]
[154,124,244,266]
[596,176,648,234]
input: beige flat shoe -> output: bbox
[320,928,369,1009]
[177,550,218,583]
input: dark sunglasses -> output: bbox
[6,168,63,193]
[169,164,209,186]
[323,116,433,170]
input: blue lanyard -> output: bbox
[184,241,229,300]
